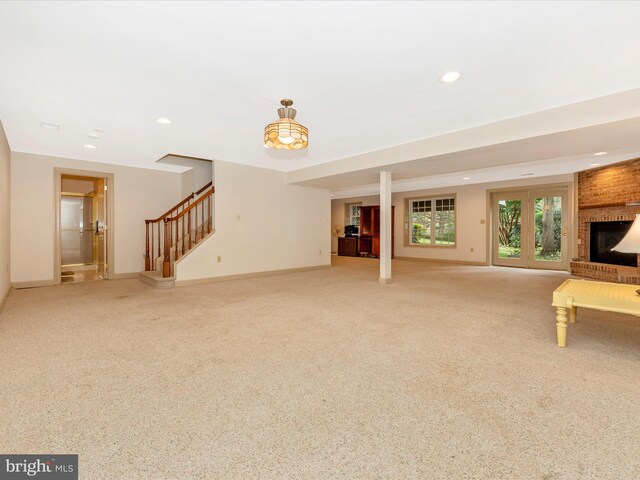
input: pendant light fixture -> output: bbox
[264,99,308,150]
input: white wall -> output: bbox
[0,121,10,303]
[175,160,331,283]
[180,169,195,198]
[331,174,574,264]
[191,160,213,191]
[11,152,183,284]
[61,177,96,194]
[157,156,213,197]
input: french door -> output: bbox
[492,188,568,270]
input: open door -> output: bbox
[95,178,107,279]
[57,170,114,284]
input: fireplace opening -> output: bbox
[590,221,638,267]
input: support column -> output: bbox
[380,171,392,284]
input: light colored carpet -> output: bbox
[1,257,639,479]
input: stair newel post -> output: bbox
[145,220,151,271]
[195,202,199,243]
[163,218,171,278]
[201,198,204,241]
[174,218,179,260]
[181,211,185,255]
[188,209,192,250]
[208,192,212,233]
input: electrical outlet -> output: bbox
[217,256,222,263]
[470,247,474,253]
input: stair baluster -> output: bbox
[144,182,214,277]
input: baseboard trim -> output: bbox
[110,272,141,280]
[0,287,10,312]
[175,264,331,287]
[11,279,58,289]
[394,256,488,266]
[11,272,141,288]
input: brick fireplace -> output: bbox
[571,158,640,284]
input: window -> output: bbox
[409,196,455,246]
[345,203,361,227]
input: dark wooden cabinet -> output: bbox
[359,205,394,257]
[338,237,359,257]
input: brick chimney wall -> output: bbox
[572,158,640,283]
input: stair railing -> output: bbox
[162,186,214,277]
[144,181,213,273]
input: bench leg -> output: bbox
[556,307,568,347]
[569,306,577,324]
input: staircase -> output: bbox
[140,182,214,288]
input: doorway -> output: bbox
[491,187,569,270]
[56,171,113,284]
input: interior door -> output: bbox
[95,178,107,279]
[528,189,568,270]
[492,192,528,267]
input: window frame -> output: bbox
[344,202,362,228]
[404,194,457,248]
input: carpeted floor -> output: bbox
[1,257,639,479]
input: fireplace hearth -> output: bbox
[590,221,637,267]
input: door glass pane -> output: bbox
[61,196,83,265]
[534,196,562,262]
[498,199,522,259]
[61,196,94,266]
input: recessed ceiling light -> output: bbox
[520,173,535,176]
[590,163,601,167]
[593,151,607,156]
[462,177,470,180]
[83,144,97,149]
[87,128,104,138]
[40,122,60,131]
[156,117,172,125]
[440,71,462,83]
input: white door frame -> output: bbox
[54,168,115,284]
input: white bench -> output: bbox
[552,279,640,347]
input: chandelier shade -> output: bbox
[264,99,308,150]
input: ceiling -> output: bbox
[2,1,640,188]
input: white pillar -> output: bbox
[379,171,392,284]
